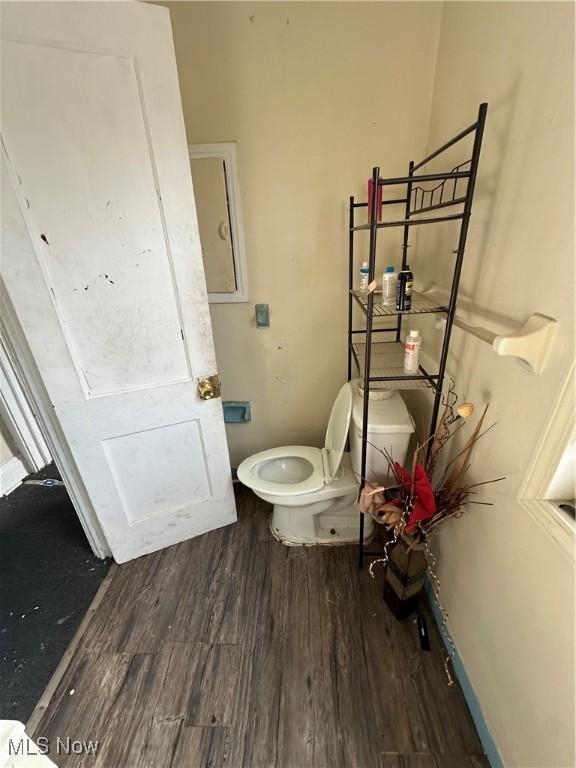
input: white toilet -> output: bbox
[237,381,415,546]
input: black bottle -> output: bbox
[396,265,413,311]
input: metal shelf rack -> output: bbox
[351,289,448,318]
[347,103,488,567]
[350,341,438,390]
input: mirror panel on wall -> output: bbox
[189,142,248,302]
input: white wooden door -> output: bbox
[0,2,237,562]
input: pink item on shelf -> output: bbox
[367,178,383,222]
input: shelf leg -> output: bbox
[358,512,365,569]
[425,103,488,461]
[347,196,354,381]
[398,160,414,343]
[358,167,380,568]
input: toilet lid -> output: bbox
[323,382,353,483]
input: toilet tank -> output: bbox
[349,381,415,483]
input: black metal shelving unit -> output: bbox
[348,103,488,567]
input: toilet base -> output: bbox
[270,493,374,546]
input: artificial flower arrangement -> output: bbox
[359,382,503,683]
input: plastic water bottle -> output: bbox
[381,266,397,307]
[359,261,370,291]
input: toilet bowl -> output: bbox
[237,382,372,545]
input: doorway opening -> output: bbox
[0,463,111,721]
[0,333,111,721]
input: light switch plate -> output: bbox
[255,303,270,328]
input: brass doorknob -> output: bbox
[197,375,221,400]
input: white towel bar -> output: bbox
[421,284,557,375]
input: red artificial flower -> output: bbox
[394,462,436,534]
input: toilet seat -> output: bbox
[237,383,353,498]
[237,445,325,497]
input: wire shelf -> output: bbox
[351,289,448,318]
[350,341,437,390]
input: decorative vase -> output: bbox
[383,532,427,620]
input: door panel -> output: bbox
[1,2,237,562]
[4,39,190,396]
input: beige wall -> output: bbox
[163,1,442,466]
[408,3,575,766]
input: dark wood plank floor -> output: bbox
[32,487,489,768]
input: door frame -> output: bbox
[0,323,52,475]
[0,279,110,558]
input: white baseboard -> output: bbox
[0,454,28,496]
